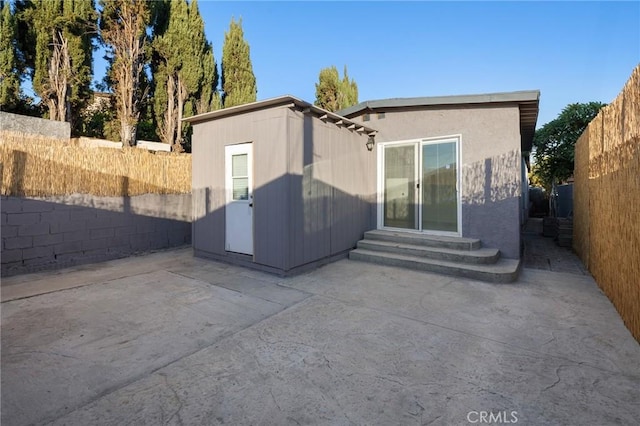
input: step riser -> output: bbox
[356,241,499,265]
[364,231,481,251]
[350,251,518,283]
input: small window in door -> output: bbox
[232,154,249,200]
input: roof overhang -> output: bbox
[338,90,540,153]
[517,94,540,153]
[183,95,378,136]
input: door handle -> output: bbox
[249,203,253,207]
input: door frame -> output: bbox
[224,142,254,255]
[376,135,462,236]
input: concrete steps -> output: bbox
[363,229,481,250]
[356,239,500,264]
[349,230,520,283]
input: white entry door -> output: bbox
[225,143,253,255]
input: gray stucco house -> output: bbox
[184,90,539,282]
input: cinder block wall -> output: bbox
[1,194,191,277]
[0,111,70,139]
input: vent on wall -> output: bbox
[363,113,370,122]
[377,112,386,119]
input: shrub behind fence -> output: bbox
[1,131,191,197]
[573,65,640,341]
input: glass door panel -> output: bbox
[421,142,458,232]
[231,154,249,200]
[384,144,418,229]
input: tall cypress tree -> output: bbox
[65,0,96,133]
[22,0,95,128]
[314,65,358,112]
[314,66,340,112]
[152,0,210,151]
[0,1,22,112]
[100,0,150,146]
[194,42,220,114]
[179,0,210,140]
[340,65,358,110]
[152,0,182,148]
[221,18,256,108]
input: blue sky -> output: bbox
[93,1,640,128]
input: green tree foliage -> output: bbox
[78,93,118,140]
[152,0,214,151]
[314,66,340,112]
[195,43,220,114]
[221,18,256,108]
[314,65,358,112]
[532,102,606,189]
[100,0,150,146]
[20,0,96,131]
[0,1,22,112]
[340,65,358,109]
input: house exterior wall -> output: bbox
[191,105,376,274]
[521,157,530,224]
[351,105,523,258]
[285,109,375,271]
[192,106,289,271]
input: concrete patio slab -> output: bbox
[2,244,639,425]
[522,218,588,275]
[49,296,640,426]
[1,262,310,425]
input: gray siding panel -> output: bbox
[329,124,376,254]
[286,109,375,271]
[192,107,289,270]
[287,115,305,269]
[192,104,376,274]
[252,109,288,271]
[192,123,225,255]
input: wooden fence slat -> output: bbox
[573,65,640,342]
[0,132,191,197]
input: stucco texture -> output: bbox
[355,105,523,258]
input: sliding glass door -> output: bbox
[421,141,458,232]
[381,138,459,234]
[383,144,418,229]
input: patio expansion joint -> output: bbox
[0,269,163,303]
[40,291,318,426]
[166,269,314,307]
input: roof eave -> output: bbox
[338,90,540,153]
[339,90,540,116]
[182,95,377,135]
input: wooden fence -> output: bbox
[573,65,640,341]
[0,131,191,197]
